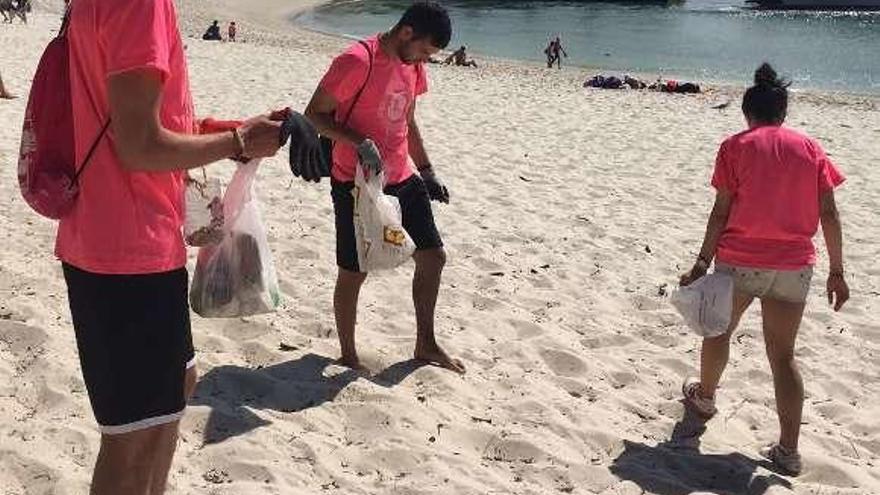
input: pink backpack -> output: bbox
[17,6,108,220]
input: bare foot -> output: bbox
[336,355,370,373]
[415,344,466,374]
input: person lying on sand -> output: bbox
[305,2,465,374]
[679,63,849,477]
[443,45,477,67]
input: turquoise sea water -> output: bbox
[296,0,880,93]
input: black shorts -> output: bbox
[332,174,443,272]
[63,263,195,435]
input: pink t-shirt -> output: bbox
[56,0,194,274]
[712,126,845,270]
[319,36,428,186]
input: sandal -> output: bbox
[761,443,802,476]
[682,377,717,419]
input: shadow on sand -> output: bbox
[610,406,793,495]
[190,353,427,444]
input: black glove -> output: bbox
[356,139,384,176]
[282,111,326,183]
[420,167,449,203]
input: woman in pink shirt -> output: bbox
[679,63,850,476]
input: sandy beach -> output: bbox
[1,1,879,494]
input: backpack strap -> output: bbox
[59,2,71,38]
[339,40,374,126]
[71,118,110,186]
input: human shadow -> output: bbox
[610,406,792,495]
[190,353,426,444]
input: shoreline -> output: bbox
[287,0,880,100]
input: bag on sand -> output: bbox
[352,164,415,272]
[670,271,733,338]
[190,159,280,318]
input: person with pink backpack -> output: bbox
[17,0,319,493]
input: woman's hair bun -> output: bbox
[754,63,788,89]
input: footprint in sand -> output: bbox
[539,348,589,378]
[508,318,545,340]
[0,321,48,356]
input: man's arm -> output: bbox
[304,88,365,147]
[408,100,449,203]
[108,69,281,172]
[407,101,431,171]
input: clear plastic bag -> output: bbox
[352,164,415,272]
[670,271,734,338]
[184,169,224,247]
[190,159,280,318]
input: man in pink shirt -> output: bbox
[306,2,464,374]
[58,1,311,493]
[680,64,850,476]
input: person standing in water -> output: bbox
[679,63,849,477]
[545,36,567,69]
[305,2,465,374]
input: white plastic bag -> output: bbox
[670,271,734,338]
[184,170,224,247]
[190,159,280,318]
[352,164,415,272]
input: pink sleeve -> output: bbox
[813,141,845,193]
[415,63,428,96]
[100,0,173,80]
[710,141,736,192]
[319,52,369,104]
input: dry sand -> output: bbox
[1,1,879,494]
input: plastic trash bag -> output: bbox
[670,271,733,338]
[184,170,224,247]
[190,159,280,317]
[352,163,415,272]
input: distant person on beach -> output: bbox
[305,1,465,374]
[59,0,295,493]
[679,63,849,477]
[0,69,15,99]
[545,36,567,69]
[202,20,222,41]
[228,21,237,42]
[0,0,30,23]
[444,45,477,67]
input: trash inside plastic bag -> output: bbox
[190,159,280,318]
[184,170,224,247]
[352,163,415,272]
[670,271,734,338]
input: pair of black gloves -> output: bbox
[280,112,449,203]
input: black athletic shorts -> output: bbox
[331,174,443,272]
[62,263,195,435]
